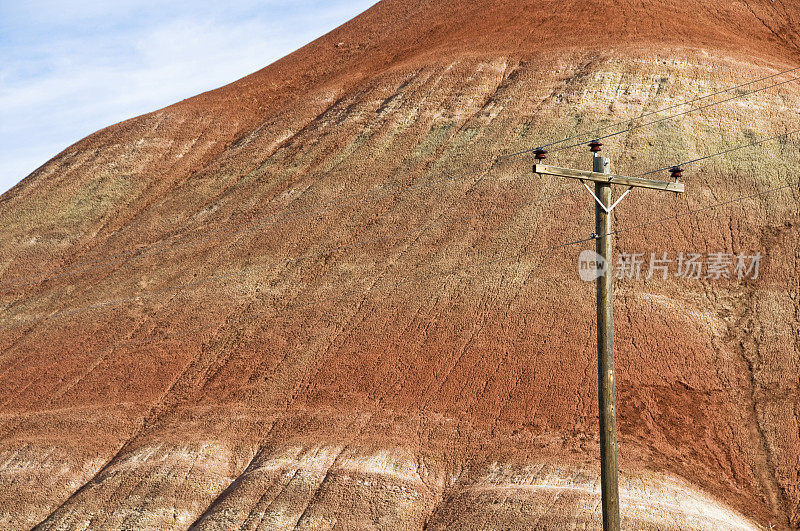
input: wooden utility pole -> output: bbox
[532,143,684,531]
[592,153,619,530]
[593,152,619,530]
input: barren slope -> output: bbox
[1,0,799,529]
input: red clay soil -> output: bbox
[1,0,800,528]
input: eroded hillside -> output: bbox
[0,0,799,528]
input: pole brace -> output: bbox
[581,180,634,213]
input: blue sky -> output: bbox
[0,0,379,194]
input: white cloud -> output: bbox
[0,0,378,194]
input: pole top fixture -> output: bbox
[589,140,603,152]
[534,148,548,161]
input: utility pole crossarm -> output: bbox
[533,163,685,193]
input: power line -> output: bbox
[4,65,800,382]
[5,119,794,294]
[0,186,580,331]
[0,122,800,312]
[4,67,797,295]
[0,154,504,291]
[3,66,797,291]
[546,75,800,155]
[4,173,796,334]
[608,178,799,237]
[514,65,800,156]
[9,173,797,371]
[638,129,800,177]
[5,174,796,374]
[296,176,799,315]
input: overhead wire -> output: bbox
[544,74,800,155]
[4,170,797,374]
[4,123,798,330]
[638,129,800,176]
[4,165,797,334]
[0,155,500,291]
[282,175,799,315]
[509,64,800,156]
[0,185,581,332]
[3,63,800,378]
[3,65,798,291]
[607,178,800,238]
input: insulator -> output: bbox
[534,148,548,161]
[669,166,683,179]
[589,140,603,152]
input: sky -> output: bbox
[0,0,379,194]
